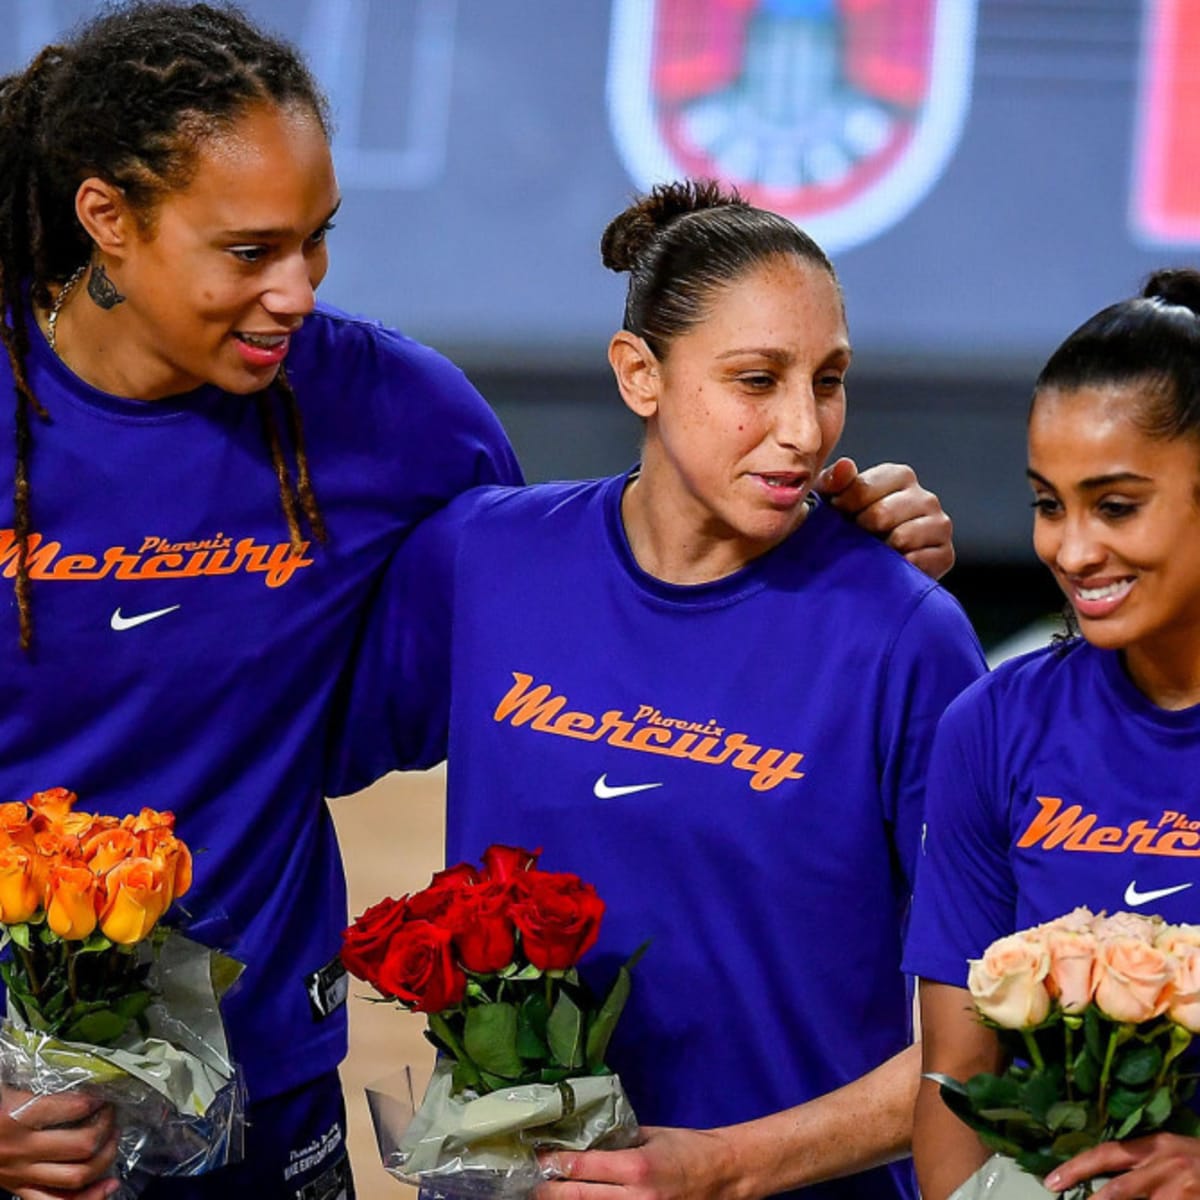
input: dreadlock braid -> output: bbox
[0,2,332,649]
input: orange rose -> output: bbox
[27,788,77,829]
[968,932,1052,1028]
[82,827,142,876]
[46,863,99,940]
[1044,927,1099,1013]
[99,858,169,944]
[1094,936,1175,1022]
[0,803,36,852]
[0,845,41,924]
[149,834,192,903]
[1169,945,1200,1033]
[123,808,175,839]
[35,827,83,866]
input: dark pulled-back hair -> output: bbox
[600,178,838,358]
[1035,268,1200,444]
[1,1,330,649]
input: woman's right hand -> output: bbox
[0,1087,118,1199]
[1046,1133,1200,1198]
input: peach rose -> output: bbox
[0,845,41,924]
[1157,924,1200,957]
[99,858,169,945]
[1169,945,1200,1033]
[46,863,98,940]
[1040,906,1098,936]
[968,933,1052,1028]
[1094,935,1175,1022]
[1097,912,1163,944]
[1044,927,1099,1013]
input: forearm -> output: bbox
[912,1074,989,1200]
[710,1042,920,1199]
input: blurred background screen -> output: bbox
[4,0,1189,639]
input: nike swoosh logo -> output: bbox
[593,774,663,800]
[1124,881,1194,907]
[110,605,181,631]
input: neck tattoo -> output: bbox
[87,263,126,310]
[46,265,88,356]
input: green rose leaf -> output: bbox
[1114,1042,1162,1086]
[1106,1087,1148,1122]
[463,1002,523,1079]
[1143,1086,1173,1129]
[516,994,550,1061]
[1046,1101,1088,1133]
[1072,1047,1101,1096]
[1114,1107,1146,1140]
[65,1008,130,1045]
[547,991,584,1070]
[967,1073,1021,1111]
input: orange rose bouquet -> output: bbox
[0,788,243,1198]
[932,907,1200,1199]
[342,845,644,1199]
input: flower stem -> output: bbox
[1097,1024,1132,1119]
[427,1012,481,1088]
[1064,1022,1076,1102]
[1022,1029,1046,1073]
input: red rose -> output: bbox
[511,871,605,971]
[341,896,409,984]
[428,861,481,890]
[448,881,516,974]
[374,920,467,1013]
[481,844,541,884]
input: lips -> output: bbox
[232,330,293,368]
[1068,575,1135,619]
[750,471,810,505]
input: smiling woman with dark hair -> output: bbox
[905,268,1200,1200]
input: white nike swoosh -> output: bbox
[110,605,181,631]
[1124,880,1194,907]
[593,774,663,800]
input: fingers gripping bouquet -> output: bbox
[0,788,243,1196]
[342,845,643,1198]
[933,908,1200,1199]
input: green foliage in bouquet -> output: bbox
[931,908,1200,1179]
[341,845,648,1096]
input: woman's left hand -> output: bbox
[1045,1133,1200,1198]
[817,457,955,580]
[538,1125,744,1200]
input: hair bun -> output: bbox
[600,178,744,273]
[1142,268,1200,316]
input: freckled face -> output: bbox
[638,254,849,572]
[1029,384,1200,670]
[107,101,339,399]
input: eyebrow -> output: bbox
[1027,468,1153,489]
[223,198,342,241]
[715,344,852,364]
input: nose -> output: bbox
[772,387,824,456]
[262,251,319,320]
[1049,513,1106,576]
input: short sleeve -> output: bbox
[876,584,987,898]
[901,679,1019,985]
[325,492,485,795]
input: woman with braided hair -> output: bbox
[0,5,956,1199]
[0,3,521,1197]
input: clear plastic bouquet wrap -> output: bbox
[0,788,244,1197]
[342,845,644,1198]
[932,907,1200,1199]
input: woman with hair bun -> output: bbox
[335,179,986,1199]
[0,4,953,1197]
[905,269,1200,1199]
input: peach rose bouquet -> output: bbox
[343,845,644,1200]
[0,788,243,1198]
[931,907,1200,1197]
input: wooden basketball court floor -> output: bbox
[331,767,446,1199]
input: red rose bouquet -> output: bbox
[0,788,243,1198]
[932,907,1200,1199]
[342,845,644,1198]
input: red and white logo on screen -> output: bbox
[607,0,978,253]
[1133,0,1200,244]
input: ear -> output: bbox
[74,177,137,259]
[608,331,661,420]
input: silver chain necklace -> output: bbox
[46,265,87,355]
